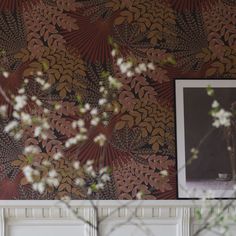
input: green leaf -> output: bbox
[101,71,110,79]
[206,85,214,96]
[195,208,202,220]
[27,155,33,164]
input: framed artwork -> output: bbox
[176,79,236,199]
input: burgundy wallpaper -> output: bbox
[0,0,235,199]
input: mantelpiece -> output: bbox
[0,200,235,236]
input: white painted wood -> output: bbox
[0,201,235,236]
[101,219,181,236]
[0,208,5,236]
[0,199,234,207]
[6,219,85,236]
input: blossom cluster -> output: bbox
[0,44,158,200]
[2,75,51,140]
[72,160,111,196]
[210,100,232,128]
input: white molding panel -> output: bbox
[0,209,5,236]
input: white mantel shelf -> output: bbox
[0,199,234,207]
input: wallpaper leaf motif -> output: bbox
[161,11,208,72]
[114,155,175,199]
[0,12,27,71]
[0,0,41,12]
[16,47,86,98]
[23,1,79,59]
[198,1,236,77]
[115,68,175,155]
[109,0,177,45]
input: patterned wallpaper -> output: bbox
[0,0,235,199]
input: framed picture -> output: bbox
[175,79,236,199]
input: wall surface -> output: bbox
[0,201,236,236]
[0,0,235,200]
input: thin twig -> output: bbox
[59,200,96,230]
[178,127,215,173]
[99,200,135,224]
[193,198,236,236]
[0,84,13,105]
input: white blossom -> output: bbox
[14,95,27,111]
[91,117,100,126]
[99,98,107,106]
[111,49,116,57]
[4,120,18,133]
[79,107,86,113]
[48,169,57,178]
[90,108,98,115]
[35,77,45,86]
[31,96,37,101]
[160,170,168,176]
[75,178,85,187]
[72,119,85,129]
[136,191,143,200]
[99,86,105,93]
[101,174,110,182]
[99,167,108,175]
[46,170,59,188]
[119,61,132,74]
[14,131,23,140]
[32,182,45,194]
[127,71,134,77]
[34,126,42,137]
[42,83,51,90]
[24,145,40,154]
[212,100,219,108]
[12,111,20,119]
[84,161,96,177]
[2,71,9,78]
[35,99,42,106]
[94,133,107,146]
[135,67,141,74]
[0,105,7,117]
[73,161,80,170]
[190,148,199,159]
[36,71,43,76]
[42,160,51,166]
[147,62,155,70]
[53,152,63,160]
[117,58,123,66]
[138,63,147,72]
[43,108,49,114]
[13,111,20,119]
[84,103,91,111]
[61,195,71,202]
[96,182,104,190]
[86,160,94,166]
[87,187,92,195]
[212,109,232,128]
[21,112,32,125]
[18,88,25,94]
[108,76,122,89]
[55,104,61,110]
[23,166,34,183]
[42,120,50,129]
